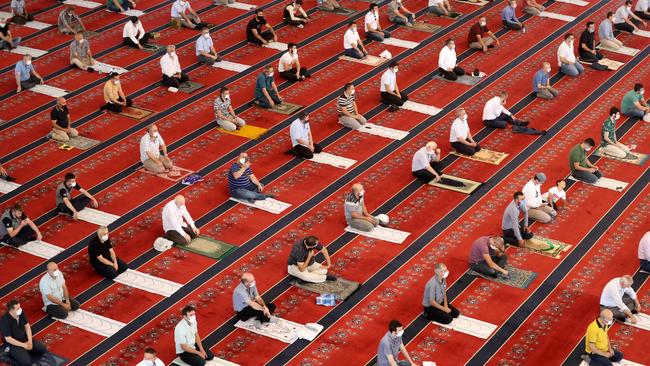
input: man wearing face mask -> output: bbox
[600,275,641,324]
[380,61,408,108]
[469,236,509,278]
[343,22,368,59]
[288,111,322,159]
[14,55,43,93]
[613,0,646,33]
[162,195,199,246]
[174,305,214,366]
[228,152,274,203]
[428,0,453,17]
[195,27,221,66]
[0,16,21,50]
[55,172,98,219]
[376,320,416,366]
[70,32,95,72]
[344,183,379,232]
[171,0,202,29]
[522,0,544,16]
[600,107,632,159]
[9,0,34,25]
[569,138,602,184]
[254,65,283,108]
[136,348,165,366]
[39,262,80,319]
[287,236,335,283]
[214,86,246,131]
[123,16,153,49]
[387,0,415,26]
[582,309,623,366]
[412,141,443,183]
[0,300,47,366]
[279,43,311,81]
[101,73,133,113]
[482,91,529,129]
[598,12,624,51]
[337,83,367,129]
[365,4,391,42]
[579,21,604,63]
[50,97,79,142]
[246,10,277,45]
[233,273,277,323]
[284,0,309,28]
[502,0,523,31]
[450,108,481,156]
[160,45,190,92]
[522,173,556,224]
[140,124,174,174]
[88,226,128,279]
[533,62,558,100]
[620,83,649,120]
[501,191,533,247]
[0,204,42,247]
[422,263,460,324]
[108,0,136,13]
[438,39,465,81]
[467,17,499,52]
[557,33,583,77]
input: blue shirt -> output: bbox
[228,163,253,192]
[195,35,213,56]
[171,0,189,17]
[15,61,33,81]
[502,5,518,23]
[598,19,614,40]
[532,69,549,92]
[254,73,273,101]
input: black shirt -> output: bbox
[246,17,267,39]
[579,29,595,58]
[287,239,324,266]
[88,235,112,267]
[50,105,69,129]
[0,23,9,37]
[0,311,29,344]
[57,182,81,205]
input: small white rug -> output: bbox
[77,208,120,226]
[10,46,48,58]
[229,197,291,214]
[355,123,409,140]
[539,11,576,22]
[234,318,323,344]
[381,37,419,49]
[263,42,288,51]
[633,29,650,38]
[0,180,21,194]
[455,0,488,6]
[30,85,68,97]
[172,357,240,366]
[554,0,588,6]
[580,360,645,366]
[24,20,52,30]
[114,269,182,297]
[344,226,410,244]
[62,0,102,8]
[568,176,628,192]
[57,309,125,337]
[93,61,128,74]
[432,315,497,339]
[402,101,442,116]
[620,312,650,332]
[121,9,145,16]
[596,44,640,56]
[212,60,251,72]
[1,240,65,259]
[225,2,257,10]
[310,152,356,169]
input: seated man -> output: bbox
[39,262,80,319]
[337,82,367,129]
[600,275,641,323]
[10,0,34,24]
[365,4,390,41]
[0,163,16,182]
[70,33,95,72]
[570,138,603,183]
[343,21,368,59]
[482,91,529,128]
[160,45,190,91]
[579,21,603,63]
[88,226,128,279]
[557,33,583,77]
[101,72,133,113]
[246,10,277,45]
[613,1,646,33]
[319,0,342,12]
[639,231,650,273]
[522,173,556,224]
[279,43,311,81]
[502,0,523,31]
[469,236,509,278]
[599,12,624,50]
[108,0,136,12]
[214,86,246,131]
[15,55,43,93]
[388,0,415,26]
[174,305,214,366]
[533,62,558,100]
[284,0,309,28]
[171,0,202,29]
[523,0,544,16]
[287,236,335,283]
[621,83,649,120]
[450,108,481,156]
[136,348,165,366]
[1,16,21,50]
[601,107,632,158]
[438,39,465,81]
[123,16,154,49]
[232,273,276,323]
[51,97,79,142]
[228,152,274,202]
[58,7,85,35]
[140,124,173,173]
[55,172,98,219]
[0,300,47,366]
[428,0,452,17]
[1,204,42,247]
[254,65,283,108]
[380,61,408,107]
[422,263,460,324]
[468,17,500,52]
[376,320,416,366]
[583,309,624,366]
[542,179,566,211]
[344,183,379,232]
[502,191,534,246]
[288,111,322,159]
[636,0,650,20]
[162,195,199,246]
[412,141,442,183]
[196,27,222,66]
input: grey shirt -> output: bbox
[70,40,90,60]
[377,331,402,366]
[344,192,363,221]
[232,282,259,312]
[501,199,528,241]
[422,275,446,307]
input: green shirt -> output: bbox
[621,90,641,113]
[600,117,616,147]
[569,144,587,173]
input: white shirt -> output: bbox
[39,272,65,308]
[380,69,396,92]
[160,53,182,77]
[449,117,469,142]
[482,96,511,121]
[438,46,457,70]
[162,200,196,235]
[522,179,543,208]
[556,41,576,66]
[638,231,650,261]
[614,6,632,24]
[174,319,198,354]
[289,118,310,147]
[411,147,437,172]
[600,277,637,312]
[123,20,145,45]
[139,133,165,163]
[428,0,443,5]
[278,50,298,73]
[343,28,360,49]
[136,358,165,366]
[636,0,649,12]
[171,0,190,18]
[542,186,566,203]
[364,11,379,32]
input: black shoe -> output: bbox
[515,120,529,126]
[487,44,495,49]
[87,67,94,72]
[326,274,337,281]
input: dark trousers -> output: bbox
[20,75,40,90]
[236,302,277,323]
[502,20,522,30]
[439,66,465,81]
[57,196,90,216]
[471,254,508,277]
[45,298,80,319]
[380,91,408,107]
[287,143,322,159]
[7,339,46,366]
[572,169,602,184]
[483,112,524,129]
[107,0,131,12]
[91,258,128,280]
[256,90,281,108]
[2,226,37,247]
[164,226,198,246]
[412,162,442,183]
[102,97,133,113]
[198,53,222,66]
[635,11,650,20]
[178,343,214,366]
[587,350,623,366]
[343,45,365,59]
[162,73,190,88]
[122,33,152,48]
[11,13,34,25]
[579,49,603,62]
[451,140,481,156]
[614,19,640,33]
[279,67,311,81]
[641,259,650,272]
[423,303,460,324]
[247,30,274,45]
[502,228,534,246]
[285,14,308,27]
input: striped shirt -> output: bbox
[336,92,356,116]
[228,163,253,192]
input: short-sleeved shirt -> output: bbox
[254,73,273,101]
[56,182,81,207]
[88,235,113,267]
[213,95,232,117]
[467,23,489,45]
[0,23,9,37]
[364,11,379,32]
[278,51,298,73]
[469,236,490,264]
[343,29,360,49]
[70,40,89,59]
[568,144,587,173]
[39,272,65,307]
[139,134,165,163]
[0,209,25,239]
[614,6,632,24]
[543,186,566,203]
[50,105,70,129]
[336,92,355,115]
[598,19,614,40]
[15,61,34,82]
[585,319,610,353]
[600,117,616,147]
[422,275,446,306]
[287,240,323,266]
[449,117,469,143]
[171,0,189,18]
[636,0,649,12]
[343,192,363,221]
[380,69,396,92]
[411,147,437,172]
[195,35,213,56]
[11,0,26,14]
[579,29,595,52]
[246,17,267,40]
[289,118,310,147]
[232,282,258,312]
[376,331,402,366]
[174,319,197,354]
[621,90,642,113]
[0,311,29,344]
[557,41,575,66]
[532,69,549,92]
[387,1,401,20]
[227,163,253,192]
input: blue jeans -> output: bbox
[588,350,623,366]
[0,37,21,49]
[641,259,650,272]
[623,107,645,119]
[366,30,390,42]
[107,0,131,11]
[390,13,414,25]
[231,183,268,202]
[344,45,364,59]
[560,62,584,77]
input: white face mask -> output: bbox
[51,270,62,278]
[489,244,497,251]
[169,51,176,57]
[69,180,77,187]
[151,132,159,138]
[512,4,516,8]
[101,234,109,242]
[15,308,23,317]
[462,115,468,122]
[640,89,645,95]
[247,281,256,288]
[358,190,365,197]
[584,146,592,152]
[268,72,274,77]
[78,39,84,44]
[605,319,613,326]
[203,33,210,39]
[395,330,404,337]
[188,315,197,324]
[180,0,186,5]
[479,22,486,27]
[291,48,297,54]
[239,157,247,165]
[25,60,32,65]
[350,89,355,95]
[223,94,230,100]
[393,68,398,73]
[441,270,449,279]
[613,114,620,120]
[544,68,551,73]
[113,80,120,85]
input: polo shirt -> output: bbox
[39,272,66,308]
[0,311,29,344]
[136,358,164,366]
[122,20,145,43]
[613,6,632,24]
[213,95,232,117]
[336,92,355,115]
[343,28,360,49]
[88,235,113,267]
[621,90,642,113]
[232,282,258,312]
[0,209,25,239]
[343,192,363,221]
[287,239,324,266]
[598,19,614,40]
[15,61,34,82]
[502,5,518,22]
[585,318,610,353]
[467,23,489,45]
[289,118,310,147]
[556,41,575,66]
[139,133,165,163]
[532,69,549,92]
[469,236,490,264]
[638,232,650,261]
[56,182,82,207]
[254,73,273,100]
[50,105,70,129]
[579,29,595,58]
[380,69,396,92]
[246,17,267,40]
[376,331,402,366]
[195,35,213,56]
[364,11,379,32]
[411,147,437,172]
[438,46,456,70]
[449,117,469,142]
[174,319,197,354]
[278,50,298,72]
[171,0,189,18]
[568,144,587,173]
[600,117,616,147]
[422,275,446,306]
[227,163,253,191]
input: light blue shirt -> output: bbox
[15,61,33,81]
[502,5,518,23]
[195,35,213,56]
[39,273,65,308]
[532,69,549,92]
[232,283,259,312]
[598,19,614,40]
[171,0,189,18]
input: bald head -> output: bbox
[174,195,186,207]
[147,124,159,138]
[97,226,109,238]
[619,275,633,287]
[241,272,255,287]
[352,183,364,195]
[456,108,467,119]
[425,141,437,151]
[599,309,614,326]
[57,97,66,106]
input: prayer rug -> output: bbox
[120,9,145,16]
[381,37,420,49]
[320,6,356,15]
[77,208,120,226]
[218,124,268,140]
[633,29,650,38]
[57,310,126,337]
[178,81,205,93]
[567,176,628,192]
[234,318,323,343]
[428,174,482,194]
[267,101,303,115]
[344,226,411,244]
[225,1,257,10]
[291,278,360,301]
[263,41,289,51]
[539,11,576,22]
[93,61,128,74]
[355,122,409,140]
[441,11,463,19]
[31,84,69,97]
[596,44,640,56]
[0,179,21,194]
[9,45,48,57]
[431,315,497,339]
[455,0,489,6]
[598,58,624,71]
[63,0,102,8]
[118,106,155,120]
[229,197,291,214]
[401,100,442,116]
[405,22,441,33]
[618,312,650,331]
[212,60,251,72]
[593,147,648,166]
[0,350,67,366]
[523,236,572,259]
[338,55,387,66]
[114,269,183,297]
[25,21,53,30]
[176,236,237,260]
[309,152,357,169]
[172,357,241,366]
[136,166,194,182]
[469,265,537,289]
[450,148,508,165]
[0,240,64,259]
[436,74,482,86]
[142,43,166,53]
[54,136,100,150]
[554,0,588,6]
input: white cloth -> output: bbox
[364,11,379,32]
[123,20,145,45]
[438,46,457,70]
[411,147,437,172]
[428,0,443,5]
[160,53,182,77]
[542,186,566,203]
[278,51,298,73]
[522,180,543,208]
[139,133,165,163]
[449,117,469,142]
[136,358,164,366]
[639,232,650,261]
[636,0,649,12]
[557,41,576,66]
[600,277,637,312]
[174,319,198,354]
[39,272,65,308]
[289,118,310,147]
[56,310,125,337]
[343,29,360,49]
[161,200,196,235]
[614,5,632,24]
[482,96,510,121]
[380,69,396,92]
